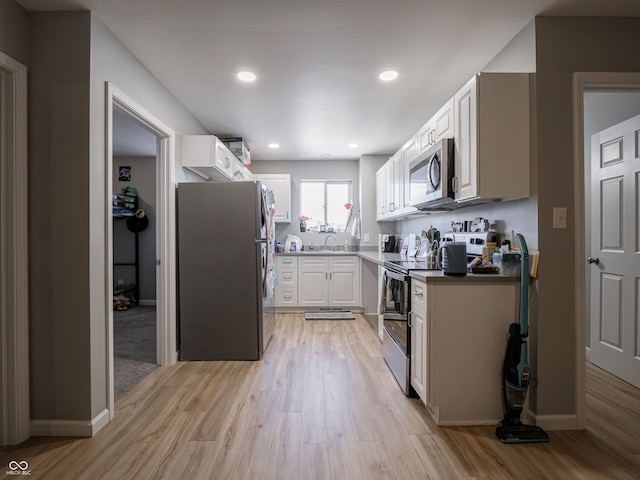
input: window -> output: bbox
[300,180,352,232]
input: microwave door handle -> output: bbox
[427,153,439,190]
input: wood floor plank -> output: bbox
[230,389,282,480]
[355,440,396,480]
[264,412,301,480]
[373,404,430,480]
[298,443,331,480]
[2,314,640,479]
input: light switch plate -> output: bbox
[553,207,567,229]
[363,233,370,242]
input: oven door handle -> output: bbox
[384,268,408,282]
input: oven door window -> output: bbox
[383,273,409,354]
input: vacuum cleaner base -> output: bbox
[496,424,549,444]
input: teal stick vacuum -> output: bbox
[495,233,549,443]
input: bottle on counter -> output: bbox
[482,242,498,262]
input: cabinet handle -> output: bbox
[325,272,328,280]
[452,176,458,193]
[408,311,413,328]
[413,288,423,298]
[225,157,231,168]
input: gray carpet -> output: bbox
[305,311,355,320]
[114,306,157,401]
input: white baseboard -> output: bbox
[528,411,578,430]
[139,300,157,306]
[31,409,110,437]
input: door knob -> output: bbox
[587,256,600,265]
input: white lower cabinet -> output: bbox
[275,256,298,307]
[411,278,519,425]
[296,256,360,308]
[410,279,428,404]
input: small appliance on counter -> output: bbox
[381,235,396,253]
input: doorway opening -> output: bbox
[574,73,640,443]
[105,83,177,418]
[112,106,159,401]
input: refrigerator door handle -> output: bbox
[255,238,268,243]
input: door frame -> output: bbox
[572,71,640,430]
[0,51,29,445]
[105,82,177,418]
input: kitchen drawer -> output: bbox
[299,256,329,268]
[411,279,426,310]
[276,287,298,307]
[329,256,358,268]
[278,269,297,286]
[277,256,298,268]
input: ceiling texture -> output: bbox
[15,0,640,161]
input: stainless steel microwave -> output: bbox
[408,138,455,210]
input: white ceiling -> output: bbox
[15,0,640,161]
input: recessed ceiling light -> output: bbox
[268,143,280,149]
[237,71,257,82]
[348,143,359,148]
[379,70,398,82]
[320,153,331,158]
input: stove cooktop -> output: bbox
[384,259,432,272]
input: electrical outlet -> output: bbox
[364,233,370,243]
[553,207,567,229]
[117,279,124,285]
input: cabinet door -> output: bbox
[434,98,454,142]
[298,268,328,306]
[376,166,387,220]
[389,151,402,216]
[453,75,478,202]
[401,136,418,213]
[214,139,236,179]
[416,120,435,156]
[255,174,291,223]
[410,280,428,404]
[329,268,359,306]
[328,257,360,307]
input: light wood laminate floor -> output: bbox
[2,313,639,479]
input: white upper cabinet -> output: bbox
[401,135,418,214]
[453,73,530,204]
[182,135,236,181]
[376,165,387,220]
[254,173,292,223]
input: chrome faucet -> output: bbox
[324,234,337,251]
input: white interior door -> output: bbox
[589,114,640,388]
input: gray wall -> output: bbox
[533,16,640,417]
[0,0,29,65]
[113,156,157,303]
[250,159,360,248]
[29,11,93,421]
[27,11,209,423]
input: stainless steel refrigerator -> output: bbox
[177,181,276,360]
